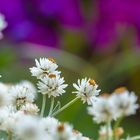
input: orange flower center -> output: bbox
[89,79,96,86]
[49,74,56,78]
[48,58,56,63]
[114,87,127,94]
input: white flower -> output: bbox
[9,84,36,107]
[20,103,39,115]
[37,74,68,97]
[53,123,77,140]
[30,58,60,79]
[39,117,59,135]
[0,83,11,107]
[14,115,41,140]
[111,87,139,118]
[0,106,21,132]
[0,13,7,39]
[73,78,101,105]
[19,80,37,96]
[87,96,115,123]
[0,107,11,130]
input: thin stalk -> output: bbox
[8,132,12,140]
[113,117,124,140]
[48,97,55,116]
[106,121,111,140]
[40,94,47,117]
[52,97,79,117]
[129,136,140,140]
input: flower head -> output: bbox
[19,80,37,96]
[111,87,139,117]
[9,84,36,107]
[73,78,101,105]
[37,74,68,97]
[30,58,60,79]
[87,95,115,123]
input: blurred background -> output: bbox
[0,0,140,139]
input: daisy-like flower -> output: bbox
[20,103,39,115]
[73,78,101,105]
[87,95,116,123]
[111,87,139,118]
[0,13,7,39]
[37,74,68,97]
[9,84,36,107]
[30,58,60,79]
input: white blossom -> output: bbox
[87,96,115,123]
[0,106,21,132]
[111,87,139,118]
[14,115,40,140]
[73,78,101,105]
[39,117,59,135]
[30,58,60,79]
[9,84,36,107]
[19,80,37,96]
[37,74,68,97]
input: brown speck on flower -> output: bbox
[57,124,65,132]
[89,79,96,86]
[49,74,56,78]
[43,71,48,75]
[114,87,127,94]
[48,58,56,63]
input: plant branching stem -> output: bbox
[52,97,79,117]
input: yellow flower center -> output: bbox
[48,58,56,63]
[89,79,96,86]
[49,74,56,78]
[114,87,127,94]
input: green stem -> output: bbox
[48,97,55,116]
[40,94,47,117]
[52,97,79,117]
[113,117,124,140]
[8,132,12,140]
[129,136,140,140]
[106,121,111,140]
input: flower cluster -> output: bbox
[88,87,139,140]
[0,13,7,39]
[0,58,139,140]
[30,58,68,98]
[88,87,139,123]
